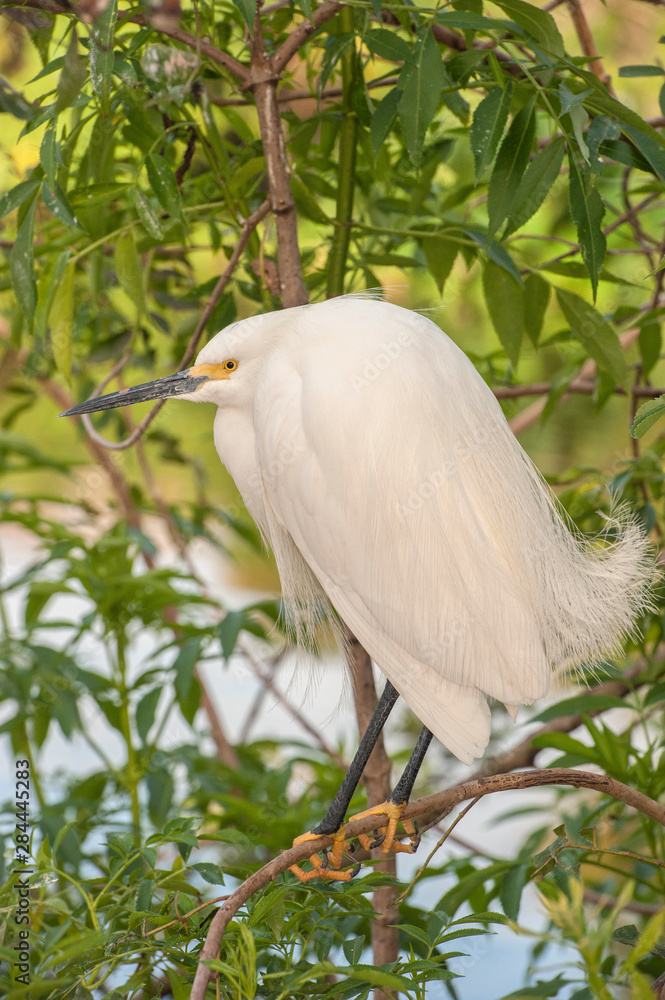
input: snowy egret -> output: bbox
[60,296,652,879]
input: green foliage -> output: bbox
[1,1,665,998]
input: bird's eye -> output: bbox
[224,359,238,371]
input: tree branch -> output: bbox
[346,629,399,997]
[250,10,308,306]
[272,1,344,76]
[188,766,665,1000]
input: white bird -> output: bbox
[61,296,652,876]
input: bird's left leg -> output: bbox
[289,681,399,882]
[350,725,433,856]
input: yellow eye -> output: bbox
[224,359,238,371]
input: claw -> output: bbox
[289,828,357,883]
[349,801,420,856]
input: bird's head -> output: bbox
[57,311,287,419]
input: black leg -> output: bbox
[312,680,399,835]
[388,725,433,806]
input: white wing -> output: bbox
[252,299,650,762]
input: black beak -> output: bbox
[57,369,209,417]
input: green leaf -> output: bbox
[618,64,665,77]
[10,194,38,328]
[532,694,629,722]
[493,0,564,56]
[0,178,41,221]
[398,31,443,166]
[56,29,86,113]
[421,236,458,293]
[191,862,225,886]
[134,188,164,239]
[483,259,523,365]
[147,768,174,828]
[586,115,620,172]
[523,273,550,346]
[621,123,665,183]
[48,263,74,381]
[631,394,665,438]
[638,322,662,378]
[40,123,57,191]
[370,87,401,159]
[556,288,627,386]
[343,935,365,965]
[567,153,606,298]
[559,81,592,115]
[173,637,202,701]
[146,153,183,221]
[487,98,535,238]
[114,230,145,313]
[34,250,70,342]
[469,82,513,180]
[218,610,245,660]
[136,687,161,743]
[435,12,506,32]
[498,862,528,920]
[232,0,257,30]
[42,181,79,228]
[505,136,565,235]
[89,0,118,116]
[365,28,412,64]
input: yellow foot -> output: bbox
[289,828,359,883]
[349,800,420,855]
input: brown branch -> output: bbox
[566,0,611,87]
[346,629,398,998]
[272,1,344,75]
[0,0,251,82]
[74,200,270,451]
[495,379,665,400]
[188,766,665,1000]
[209,75,399,108]
[249,12,308,307]
[509,326,642,436]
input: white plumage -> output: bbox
[182,296,651,763]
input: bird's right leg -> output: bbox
[289,680,399,882]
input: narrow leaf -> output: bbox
[523,273,550,346]
[638,322,662,378]
[233,0,257,30]
[631,394,665,439]
[483,259,523,365]
[365,28,412,64]
[89,0,118,116]
[134,188,164,239]
[114,230,145,313]
[421,236,458,293]
[505,136,565,235]
[10,194,38,328]
[493,0,564,56]
[49,263,75,381]
[0,178,41,221]
[556,288,627,386]
[40,123,57,191]
[398,31,443,166]
[146,153,183,220]
[370,88,401,159]
[621,123,665,183]
[34,250,70,341]
[567,153,606,298]
[136,687,161,743]
[469,82,513,179]
[487,98,535,237]
[56,30,86,113]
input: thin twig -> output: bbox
[567,0,611,87]
[188,767,665,1000]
